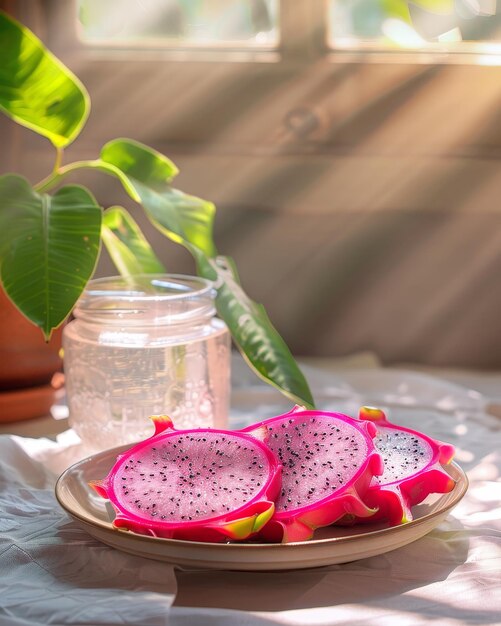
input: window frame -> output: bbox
[37,0,331,65]
[31,0,499,67]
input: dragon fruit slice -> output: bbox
[356,406,456,525]
[240,406,384,543]
[90,415,282,543]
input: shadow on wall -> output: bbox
[208,63,501,368]
[214,204,501,368]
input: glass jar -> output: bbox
[63,274,231,450]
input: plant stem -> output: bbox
[54,146,63,173]
[34,159,100,193]
[33,158,141,202]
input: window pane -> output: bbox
[77,0,279,47]
[329,0,501,52]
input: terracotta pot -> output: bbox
[0,287,64,422]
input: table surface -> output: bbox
[1,354,500,626]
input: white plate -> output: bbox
[55,445,468,571]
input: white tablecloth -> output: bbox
[1,359,500,625]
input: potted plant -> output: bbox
[0,10,314,423]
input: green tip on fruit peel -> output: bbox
[223,515,259,540]
[223,502,275,539]
[252,502,275,532]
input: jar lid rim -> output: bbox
[79,274,215,304]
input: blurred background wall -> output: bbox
[2,0,501,368]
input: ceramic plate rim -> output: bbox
[55,444,468,552]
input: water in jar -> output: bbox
[63,275,231,450]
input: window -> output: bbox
[77,0,279,48]
[329,0,501,55]
[74,0,501,62]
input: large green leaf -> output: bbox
[199,255,315,409]
[102,206,166,276]
[101,138,179,187]
[97,141,314,407]
[100,139,217,258]
[0,175,101,338]
[0,11,89,147]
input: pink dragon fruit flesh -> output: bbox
[355,406,456,525]
[90,415,282,543]
[240,406,384,543]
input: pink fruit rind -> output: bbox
[357,406,456,525]
[110,498,276,542]
[241,406,384,543]
[90,415,282,543]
